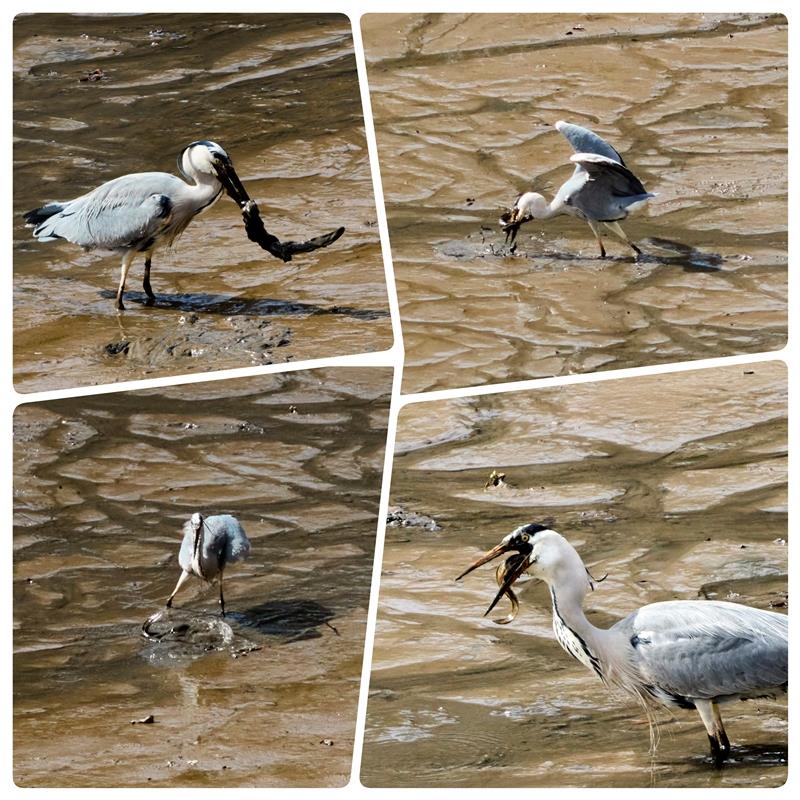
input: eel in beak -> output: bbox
[456,537,532,624]
[216,153,345,262]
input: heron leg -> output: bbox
[165,569,192,608]
[142,257,156,306]
[218,573,226,617]
[116,251,136,311]
[696,699,730,767]
[604,221,642,258]
[586,220,607,259]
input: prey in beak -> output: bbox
[455,527,536,623]
[499,205,524,249]
[214,148,346,262]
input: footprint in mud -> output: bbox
[104,315,292,368]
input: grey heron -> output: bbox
[500,121,655,258]
[165,512,251,615]
[23,141,345,310]
[24,141,253,310]
[456,523,787,766]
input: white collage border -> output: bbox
[4,2,795,797]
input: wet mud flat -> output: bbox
[13,14,390,393]
[13,368,392,787]
[361,13,787,394]
[362,362,787,787]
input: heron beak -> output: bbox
[216,160,252,208]
[455,541,515,582]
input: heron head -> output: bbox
[455,522,548,581]
[500,192,547,246]
[456,523,569,617]
[179,141,251,207]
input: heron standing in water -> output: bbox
[456,523,787,766]
[500,121,655,258]
[166,512,251,615]
[23,140,344,310]
[24,141,253,310]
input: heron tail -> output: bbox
[24,203,69,241]
[23,203,64,227]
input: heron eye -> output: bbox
[521,533,529,543]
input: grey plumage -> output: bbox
[500,121,655,257]
[457,524,787,765]
[167,512,251,615]
[23,141,251,310]
[623,600,788,704]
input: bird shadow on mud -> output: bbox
[480,236,724,273]
[240,598,338,644]
[99,290,389,321]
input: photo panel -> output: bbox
[13,366,392,787]
[361,13,788,394]
[14,13,390,393]
[363,361,787,787]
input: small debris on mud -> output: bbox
[484,469,511,489]
[320,739,335,747]
[131,714,155,725]
[79,68,108,82]
[387,507,441,531]
[104,340,130,356]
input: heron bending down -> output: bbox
[24,141,253,310]
[500,121,655,258]
[166,512,251,615]
[456,523,787,765]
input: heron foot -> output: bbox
[116,299,126,311]
[144,296,155,307]
[708,733,731,768]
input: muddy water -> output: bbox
[361,14,787,394]
[362,361,787,787]
[13,367,392,787]
[13,14,390,393]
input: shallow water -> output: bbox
[13,14,391,393]
[13,367,392,787]
[362,361,787,787]
[361,13,787,394]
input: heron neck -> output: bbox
[540,199,563,219]
[183,171,223,208]
[527,196,562,220]
[547,581,607,678]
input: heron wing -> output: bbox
[32,172,183,250]
[555,121,626,166]
[566,154,650,220]
[204,514,251,565]
[623,600,787,702]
